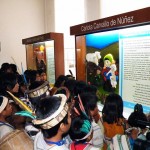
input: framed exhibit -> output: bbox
[70,7,150,113]
[22,32,64,84]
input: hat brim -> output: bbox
[32,94,68,129]
[0,96,8,113]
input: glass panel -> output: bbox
[65,48,76,78]
[45,40,55,84]
[25,40,55,84]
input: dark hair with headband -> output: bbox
[69,114,92,143]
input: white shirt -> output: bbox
[34,131,69,150]
[90,121,104,148]
[0,122,14,139]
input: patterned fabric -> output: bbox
[26,81,50,98]
[90,121,104,148]
[33,103,68,129]
[107,134,132,150]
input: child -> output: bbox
[0,96,14,139]
[7,101,27,130]
[33,94,71,150]
[69,114,99,150]
[102,93,126,150]
[127,103,149,149]
[72,94,104,149]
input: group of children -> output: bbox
[0,62,150,150]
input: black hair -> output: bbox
[128,104,147,129]
[80,93,98,118]
[24,70,39,84]
[29,81,45,91]
[29,70,39,84]
[102,93,124,124]
[0,73,18,96]
[134,103,143,113]
[38,69,46,75]
[9,64,18,74]
[69,115,91,143]
[64,79,77,98]
[74,80,87,97]
[82,84,97,95]
[24,69,31,84]
[41,114,68,138]
[54,75,68,88]
[0,63,10,72]
[35,96,69,138]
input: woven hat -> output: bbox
[32,94,69,129]
[0,96,8,113]
[26,81,50,98]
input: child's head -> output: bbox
[102,93,123,123]
[128,104,147,129]
[0,96,12,117]
[80,93,99,121]
[38,69,47,81]
[73,80,87,97]
[82,84,97,95]
[33,94,71,138]
[54,75,68,88]
[64,79,77,98]
[69,115,92,143]
[7,102,26,129]
[1,73,19,94]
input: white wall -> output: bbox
[54,0,85,48]
[54,0,85,75]
[85,0,101,22]
[100,0,150,18]
[0,0,45,71]
[0,0,149,74]
[44,0,55,32]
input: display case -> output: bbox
[22,32,64,84]
[70,7,150,113]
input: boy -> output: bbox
[33,94,71,150]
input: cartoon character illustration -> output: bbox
[86,51,101,66]
[106,63,118,88]
[101,53,118,91]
